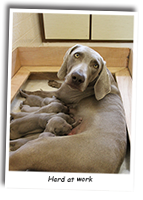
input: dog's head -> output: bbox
[57,44,111,100]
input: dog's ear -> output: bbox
[57,44,81,79]
[94,60,111,100]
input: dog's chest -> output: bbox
[68,98,95,135]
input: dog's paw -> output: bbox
[48,80,61,88]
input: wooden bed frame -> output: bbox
[11,46,132,141]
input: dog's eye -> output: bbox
[74,53,80,59]
[93,63,99,69]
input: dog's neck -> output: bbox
[87,76,98,87]
[56,81,95,104]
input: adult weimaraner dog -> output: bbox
[9,44,127,173]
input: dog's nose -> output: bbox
[71,72,85,85]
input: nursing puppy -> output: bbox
[19,104,40,113]
[10,113,55,139]
[20,101,69,114]
[45,117,82,136]
[20,89,61,107]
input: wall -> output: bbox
[43,14,90,40]
[43,13,134,41]
[91,15,134,41]
[12,13,42,51]
[12,12,133,51]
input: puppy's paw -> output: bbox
[19,102,24,109]
[78,118,83,124]
[10,140,22,151]
[39,132,56,138]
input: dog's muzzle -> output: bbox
[65,70,87,92]
[71,72,85,85]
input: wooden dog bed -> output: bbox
[11,46,132,142]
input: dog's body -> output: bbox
[9,45,127,173]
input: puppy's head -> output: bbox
[57,44,111,100]
[45,117,72,136]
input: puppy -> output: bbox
[20,89,60,107]
[20,104,40,112]
[44,117,82,136]
[20,101,69,114]
[10,113,55,139]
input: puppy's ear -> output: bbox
[54,128,57,134]
[94,59,111,100]
[57,44,81,79]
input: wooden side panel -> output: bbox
[115,68,132,140]
[23,66,61,80]
[12,48,21,77]
[18,47,68,66]
[128,48,133,77]
[23,66,60,72]
[11,68,30,101]
[18,47,130,68]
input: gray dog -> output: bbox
[9,45,127,173]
